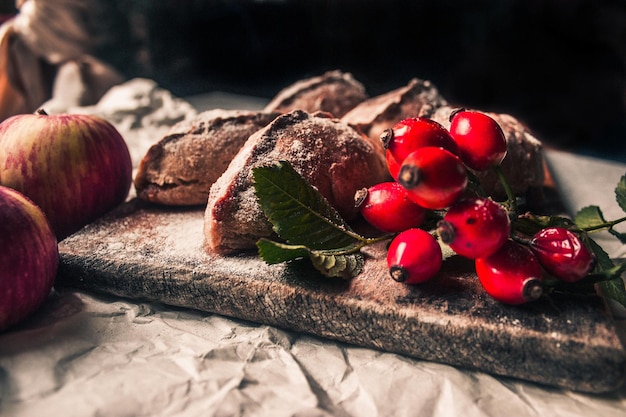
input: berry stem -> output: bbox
[360,234,395,246]
[580,215,626,233]
[330,232,394,256]
[494,164,517,214]
[511,234,532,246]
[466,171,488,197]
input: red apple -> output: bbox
[0,109,132,240]
[0,185,59,332]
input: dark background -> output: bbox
[5,0,626,161]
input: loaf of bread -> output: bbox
[341,78,447,142]
[264,70,368,118]
[134,109,280,206]
[204,110,391,255]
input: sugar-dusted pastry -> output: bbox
[341,78,447,142]
[204,110,390,255]
[264,70,368,118]
[134,109,280,206]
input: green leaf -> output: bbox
[584,237,626,308]
[310,249,364,279]
[597,272,626,309]
[608,229,626,244]
[253,160,368,279]
[587,263,626,282]
[256,239,311,264]
[616,173,626,213]
[585,236,614,271]
[256,238,364,279]
[575,205,607,230]
[253,161,359,250]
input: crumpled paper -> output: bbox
[1,289,625,417]
[1,80,625,417]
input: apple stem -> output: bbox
[35,108,48,116]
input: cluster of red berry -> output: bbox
[355,110,596,305]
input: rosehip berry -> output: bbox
[437,197,510,259]
[475,240,544,305]
[529,227,595,283]
[355,182,426,233]
[387,228,442,284]
[385,149,402,180]
[449,109,507,171]
[397,146,468,210]
[381,117,458,164]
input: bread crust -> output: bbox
[204,110,390,255]
[341,78,447,142]
[264,70,368,118]
[134,109,279,206]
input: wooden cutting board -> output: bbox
[56,191,626,394]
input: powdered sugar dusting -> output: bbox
[60,202,277,277]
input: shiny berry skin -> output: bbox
[381,117,458,165]
[355,182,426,233]
[385,149,402,180]
[437,197,510,259]
[529,227,595,283]
[475,240,543,305]
[387,228,442,284]
[397,146,468,210]
[449,109,507,171]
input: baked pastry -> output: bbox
[204,110,390,255]
[430,106,545,198]
[264,70,368,118]
[134,109,280,206]
[341,78,447,142]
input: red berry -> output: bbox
[385,149,402,180]
[387,228,442,284]
[437,197,510,259]
[355,182,426,233]
[397,146,467,210]
[529,227,595,283]
[381,117,458,165]
[475,240,543,305]
[449,109,507,171]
